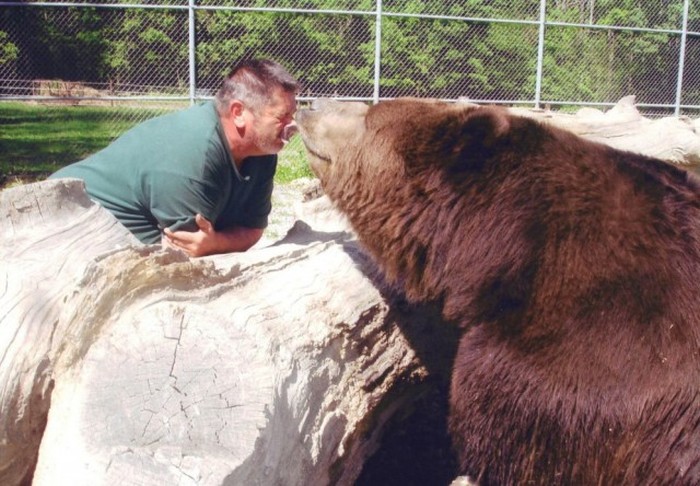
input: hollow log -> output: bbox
[0,180,140,485]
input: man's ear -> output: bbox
[230,100,246,128]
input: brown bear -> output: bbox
[296,98,700,485]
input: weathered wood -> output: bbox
[1,179,439,486]
[509,96,700,166]
[0,179,139,485]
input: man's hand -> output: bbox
[162,214,218,257]
[162,214,263,257]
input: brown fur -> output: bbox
[296,98,700,485]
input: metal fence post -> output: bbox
[188,0,197,105]
[373,0,382,104]
[675,0,690,116]
[534,0,547,109]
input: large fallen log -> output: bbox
[516,96,700,166]
[0,180,140,485]
[1,179,455,485]
[461,95,700,167]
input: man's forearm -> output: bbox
[215,225,264,253]
[162,215,264,257]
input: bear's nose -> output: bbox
[282,121,298,143]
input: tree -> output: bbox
[103,8,188,94]
[0,31,19,66]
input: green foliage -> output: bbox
[17,7,108,82]
[0,1,695,104]
[0,31,19,65]
[195,8,375,95]
[105,9,188,91]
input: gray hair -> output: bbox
[215,59,299,115]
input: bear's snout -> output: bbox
[296,99,370,177]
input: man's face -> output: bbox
[247,87,297,155]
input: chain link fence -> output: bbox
[1,0,699,130]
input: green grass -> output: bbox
[0,101,313,187]
[0,102,158,181]
[276,135,314,183]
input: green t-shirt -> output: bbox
[51,101,276,244]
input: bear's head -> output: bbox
[296,98,548,321]
[297,98,516,187]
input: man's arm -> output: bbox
[162,213,263,257]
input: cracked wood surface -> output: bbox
[1,179,139,485]
[1,179,432,486]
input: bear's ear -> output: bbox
[400,105,511,178]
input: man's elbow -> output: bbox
[241,227,264,251]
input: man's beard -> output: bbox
[252,130,284,155]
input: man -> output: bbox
[51,59,298,257]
